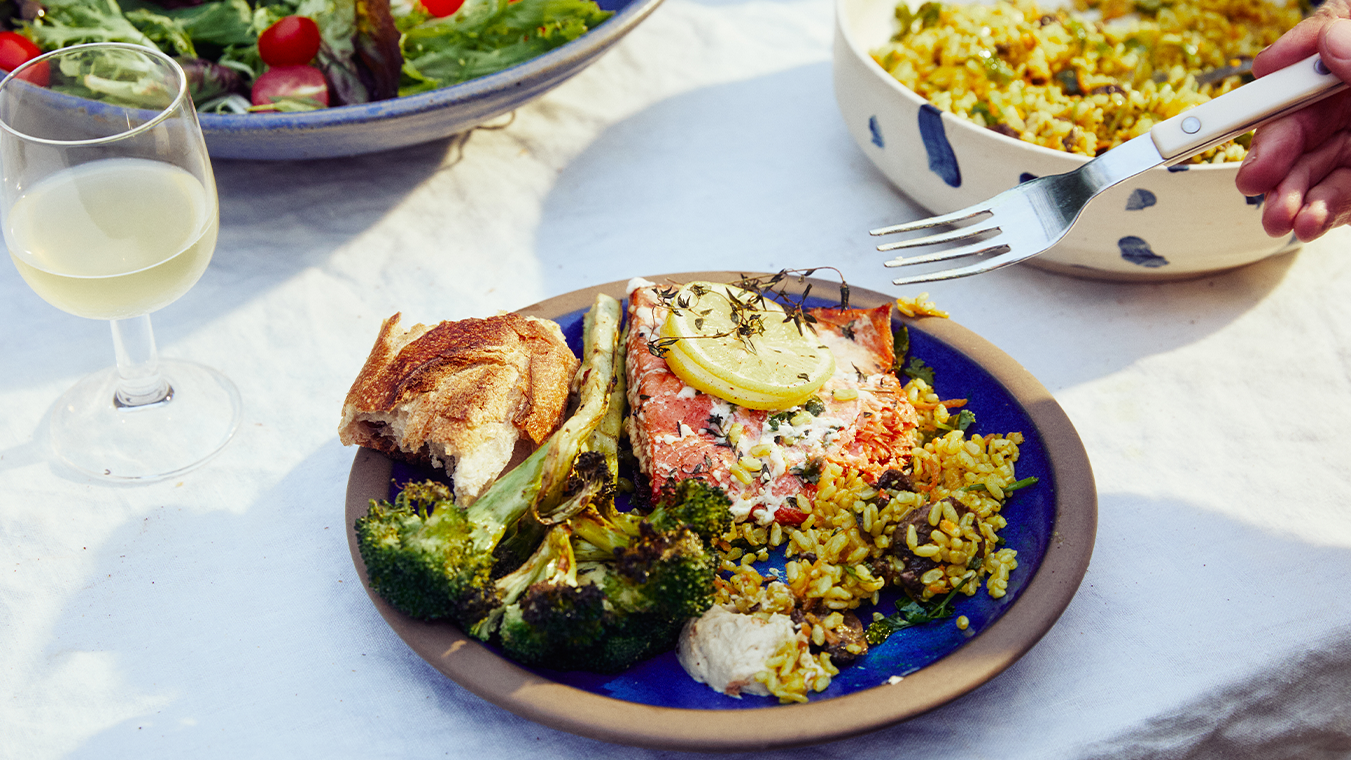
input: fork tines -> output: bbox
[873,204,1007,262]
[869,205,989,238]
[870,201,1027,285]
[884,251,1025,286]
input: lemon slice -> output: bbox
[658,281,835,410]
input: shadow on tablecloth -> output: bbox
[531,61,1300,394]
[1076,637,1351,760]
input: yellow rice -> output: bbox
[712,375,1026,703]
[871,0,1303,160]
[895,292,950,318]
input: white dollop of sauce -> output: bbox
[753,503,780,526]
[767,445,787,479]
[677,605,797,698]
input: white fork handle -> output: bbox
[1150,54,1348,162]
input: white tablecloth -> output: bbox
[6,0,1351,756]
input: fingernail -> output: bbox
[1325,19,1351,63]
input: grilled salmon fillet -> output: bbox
[624,280,919,525]
[339,312,578,504]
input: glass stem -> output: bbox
[110,315,173,409]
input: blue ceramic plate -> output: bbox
[201,0,662,160]
[344,273,1096,750]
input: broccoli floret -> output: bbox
[498,566,608,666]
[503,580,674,672]
[355,434,545,626]
[494,484,728,673]
[354,481,466,620]
[610,522,719,622]
[354,449,549,625]
[645,478,733,544]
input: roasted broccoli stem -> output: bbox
[568,477,730,561]
[490,294,624,567]
[569,505,641,561]
[537,293,623,509]
[471,522,580,640]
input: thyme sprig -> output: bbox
[645,269,852,358]
[730,267,851,336]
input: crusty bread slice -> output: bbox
[339,312,578,504]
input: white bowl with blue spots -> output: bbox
[832,0,1299,281]
[199,0,663,160]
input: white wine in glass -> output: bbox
[0,43,240,481]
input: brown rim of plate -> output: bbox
[343,272,1097,752]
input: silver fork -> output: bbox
[874,54,1348,286]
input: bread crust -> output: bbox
[339,312,578,502]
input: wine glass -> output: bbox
[0,43,240,481]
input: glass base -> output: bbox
[50,359,242,482]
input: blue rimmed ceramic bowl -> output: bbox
[200,0,662,160]
[343,273,1096,751]
[833,0,1301,281]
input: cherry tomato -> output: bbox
[0,32,47,86]
[421,0,466,16]
[251,65,329,108]
[257,16,322,67]
[773,506,808,526]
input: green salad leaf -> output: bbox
[399,0,613,95]
[25,0,166,51]
[19,0,613,110]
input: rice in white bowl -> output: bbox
[870,0,1302,160]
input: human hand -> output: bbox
[1235,0,1351,241]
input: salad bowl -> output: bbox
[191,0,662,160]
